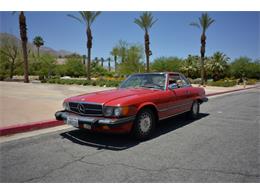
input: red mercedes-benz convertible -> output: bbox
[55,72,208,140]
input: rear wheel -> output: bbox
[132,108,155,140]
[187,100,200,119]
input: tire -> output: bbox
[187,100,200,119]
[131,108,156,140]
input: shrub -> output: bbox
[190,78,202,84]
[246,79,257,85]
[207,79,236,87]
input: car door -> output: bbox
[168,74,191,116]
[180,74,193,109]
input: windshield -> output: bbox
[119,74,166,90]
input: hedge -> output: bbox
[45,78,121,87]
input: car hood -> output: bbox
[66,88,159,105]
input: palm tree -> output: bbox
[33,36,44,57]
[68,11,101,80]
[190,12,215,85]
[100,57,104,67]
[134,12,157,72]
[111,47,119,72]
[13,11,29,83]
[107,57,112,72]
[209,52,230,81]
[118,40,128,64]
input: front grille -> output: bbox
[68,102,103,116]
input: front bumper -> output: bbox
[201,97,208,102]
[55,110,135,132]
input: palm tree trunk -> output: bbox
[114,56,117,72]
[37,47,40,57]
[200,33,206,85]
[87,48,91,80]
[19,11,29,83]
[86,27,92,80]
[144,31,150,72]
[101,58,104,67]
[10,58,15,79]
[146,53,150,72]
[108,58,111,72]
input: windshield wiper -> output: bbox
[140,85,162,89]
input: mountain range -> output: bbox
[0,32,77,57]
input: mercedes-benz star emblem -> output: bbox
[77,103,85,114]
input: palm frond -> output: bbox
[134,18,145,30]
[79,11,88,23]
[134,11,157,32]
[190,22,200,28]
[150,18,158,28]
[91,11,101,24]
[67,14,83,23]
[207,18,215,28]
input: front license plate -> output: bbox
[67,116,79,128]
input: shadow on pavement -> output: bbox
[60,113,209,151]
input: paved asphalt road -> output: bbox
[0,89,259,182]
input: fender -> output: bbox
[136,102,159,113]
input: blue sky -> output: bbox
[0,11,259,65]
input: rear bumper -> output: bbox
[55,110,135,133]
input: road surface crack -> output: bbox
[23,150,104,182]
[116,163,260,179]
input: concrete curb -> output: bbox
[206,86,258,97]
[0,85,258,137]
[0,120,63,136]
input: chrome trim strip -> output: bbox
[158,101,192,112]
[69,101,103,105]
[159,109,190,121]
[98,115,136,125]
[56,111,135,125]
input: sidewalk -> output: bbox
[0,81,256,127]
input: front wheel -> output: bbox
[187,100,200,119]
[131,108,156,140]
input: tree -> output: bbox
[117,40,128,64]
[181,55,200,78]
[68,11,101,80]
[151,57,183,72]
[134,12,157,72]
[208,52,230,81]
[230,57,260,79]
[0,37,22,79]
[118,44,144,74]
[190,12,215,85]
[13,11,29,83]
[111,47,119,72]
[33,36,44,57]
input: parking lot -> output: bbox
[0,89,259,182]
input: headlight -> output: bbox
[114,107,122,117]
[103,106,130,117]
[103,106,114,116]
[63,102,69,110]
